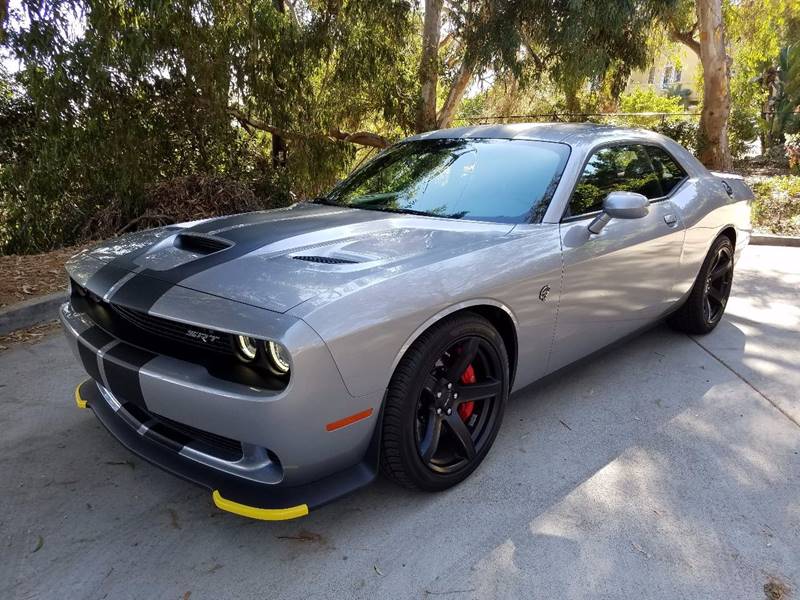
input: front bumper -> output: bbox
[75,380,379,519]
[61,293,384,519]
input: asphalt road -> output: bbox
[2,245,798,600]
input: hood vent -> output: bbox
[175,232,232,255]
[292,255,357,265]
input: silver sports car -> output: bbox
[61,123,752,520]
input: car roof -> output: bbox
[401,122,666,146]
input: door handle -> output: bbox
[664,214,678,227]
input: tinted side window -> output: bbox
[568,145,664,217]
[646,146,687,195]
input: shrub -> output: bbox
[619,88,685,115]
[750,175,800,235]
[652,119,700,153]
[82,172,294,242]
[786,134,800,175]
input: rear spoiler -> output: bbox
[710,171,745,181]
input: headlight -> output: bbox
[266,340,290,374]
[235,335,258,361]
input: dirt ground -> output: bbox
[0,245,87,309]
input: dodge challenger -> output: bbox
[61,123,752,520]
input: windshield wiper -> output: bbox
[310,197,341,206]
[354,205,458,219]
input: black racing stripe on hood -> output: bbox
[108,277,174,314]
[182,210,290,234]
[108,207,394,313]
[86,265,134,295]
[85,241,155,297]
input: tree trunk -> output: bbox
[272,0,288,167]
[564,85,581,120]
[696,0,732,170]
[416,0,443,133]
[436,58,474,129]
[0,0,8,42]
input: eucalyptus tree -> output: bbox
[416,0,679,132]
[666,0,732,169]
[0,0,419,252]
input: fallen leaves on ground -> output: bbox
[0,321,60,353]
[764,576,792,600]
[0,244,89,308]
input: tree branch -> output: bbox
[436,57,475,129]
[227,106,390,149]
[669,22,701,57]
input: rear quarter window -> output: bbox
[646,146,688,196]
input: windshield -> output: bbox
[321,138,570,224]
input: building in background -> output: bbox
[626,45,701,107]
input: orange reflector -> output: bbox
[325,408,374,432]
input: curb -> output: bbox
[0,291,66,336]
[750,234,800,247]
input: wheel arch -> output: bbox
[718,225,737,248]
[389,300,520,390]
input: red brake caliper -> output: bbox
[458,364,476,422]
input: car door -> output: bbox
[548,143,686,373]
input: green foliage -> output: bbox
[770,44,800,140]
[618,88,685,129]
[0,0,418,254]
[726,0,800,153]
[652,119,700,153]
[750,175,800,235]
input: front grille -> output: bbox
[70,278,288,390]
[124,402,243,461]
[152,411,244,460]
[111,303,234,355]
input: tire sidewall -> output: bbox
[692,236,734,333]
[391,315,509,491]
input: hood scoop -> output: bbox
[175,232,232,255]
[292,255,359,265]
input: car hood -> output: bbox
[72,203,516,313]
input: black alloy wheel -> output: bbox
[701,244,734,326]
[415,336,502,474]
[668,235,735,335]
[381,313,509,491]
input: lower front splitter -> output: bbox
[75,379,380,520]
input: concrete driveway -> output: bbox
[2,245,798,600]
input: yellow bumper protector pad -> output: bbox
[74,382,88,409]
[212,490,309,521]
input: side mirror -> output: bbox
[588,191,650,234]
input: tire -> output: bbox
[668,235,735,335]
[380,312,510,491]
